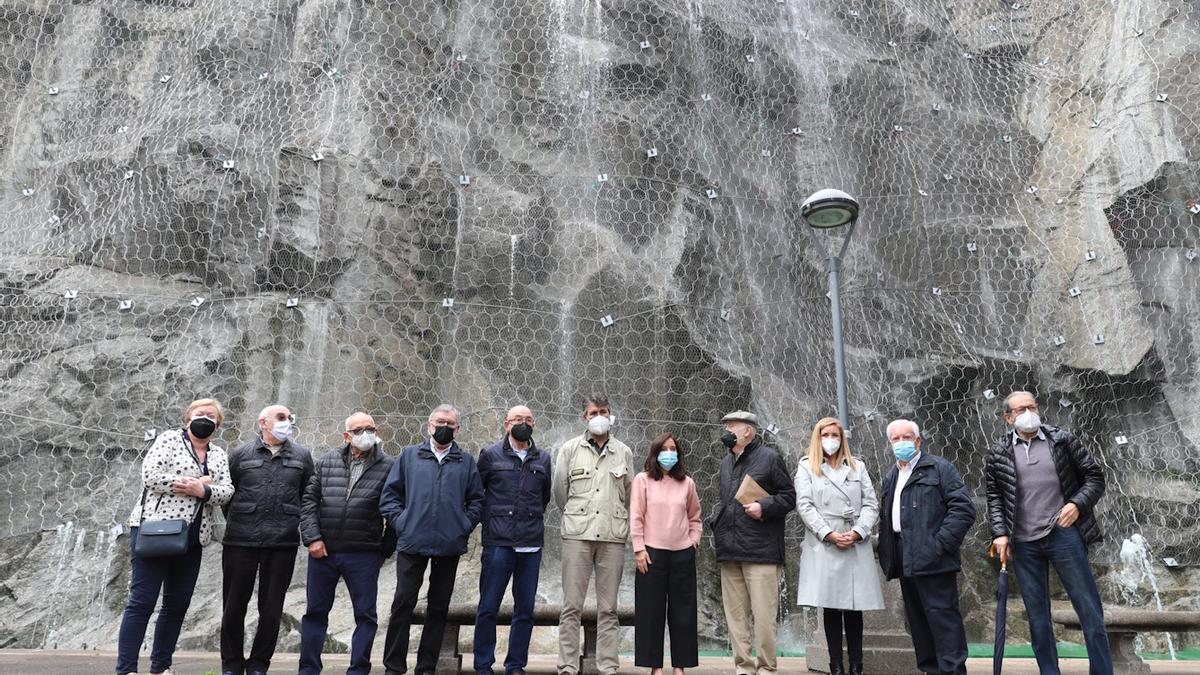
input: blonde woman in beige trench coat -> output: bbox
[794,417,885,675]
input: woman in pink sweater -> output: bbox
[631,432,702,675]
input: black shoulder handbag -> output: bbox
[132,430,206,558]
[133,489,201,558]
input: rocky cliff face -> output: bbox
[1,0,1198,655]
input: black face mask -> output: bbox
[189,417,217,439]
[720,430,738,449]
[432,425,455,445]
[510,423,533,443]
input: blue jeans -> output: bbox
[472,546,542,674]
[115,525,204,674]
[1012,525,1113,675]
[299,551,383,675]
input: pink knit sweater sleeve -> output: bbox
[630,472,648,552]
[686,477,703,548]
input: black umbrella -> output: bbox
[993,560,1009,675]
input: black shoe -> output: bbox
[828,662,845,675]
[848,663,863,675]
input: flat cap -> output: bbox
[720,410,758,425]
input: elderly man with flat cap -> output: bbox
[709,410,796,675]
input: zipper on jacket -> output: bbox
[515,453,528,516]
[337,455,373,532]
[436,456,445,534]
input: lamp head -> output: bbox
[801,189,859,228]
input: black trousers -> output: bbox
[383,552,460,675]
[633,546,699,668]
[894,537,968,675]
[823,608,864,667]
[220,544,297,674]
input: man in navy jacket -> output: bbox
[877,418,975,675]
[472,405,552,675]
[379,404,485,675]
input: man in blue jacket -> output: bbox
[472,404,552,675]
[380,404,485,675]
[877,418,975,675]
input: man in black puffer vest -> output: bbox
[985,391,1111,675]
[298,411,397,675]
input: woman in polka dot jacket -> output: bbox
[116,398,235,675]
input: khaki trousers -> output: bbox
[558,539,625,675]
[720,561,782,675]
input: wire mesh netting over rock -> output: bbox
[0,0,1198,656]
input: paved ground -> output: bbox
[3,651,1197,675]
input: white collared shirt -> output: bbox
[892,452,922,533]
[432,443,450,463]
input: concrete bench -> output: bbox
[413,602,636,674]
[1051,608,1200,674]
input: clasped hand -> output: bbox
[824,530,862,549]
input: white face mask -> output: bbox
[1014,410,1041,434]
[269,420,293,442]
[351,431,378,451]
[587,414,612,436]
[821,437,841,455]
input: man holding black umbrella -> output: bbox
[985,391,1112,675]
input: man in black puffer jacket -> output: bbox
[298,411,397,675]
[221,404,313,675]
[985,391,1111,675]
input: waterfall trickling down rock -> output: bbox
[42,522,82,649]
[1117,534,1177,659]
[509,233,519,302]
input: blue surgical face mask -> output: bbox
[657,450,679,471]
[892,440,918,462]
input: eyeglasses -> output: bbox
[349,426,377,434]
[506,416,534,424]
[1009,404,1039,414]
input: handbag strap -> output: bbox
[136,431,206,528]
[136,487,203,527]
[137,487,148,528]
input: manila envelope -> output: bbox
[735,474,769,505]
